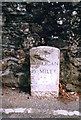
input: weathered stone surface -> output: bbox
[3,73,18,87]
[66,84,76,92]
[2,60,7,71]
[30,46,60,97]
[16,50,26,59]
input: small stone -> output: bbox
[4,109,14,114]
[16,55,20,58]
[16,50,26,59]
[66,84,75,91]
[70,92,75,95]
[27,108,33,113]
[72,11,77,15]
[27,96,29,99]
[11,88,15,90]
[14,108,26,113]
[8,8,13,12]
[68,111,74,116]
[13,23,16,26]
[57,110,68,115]
[24,29,29,34]
[0,108,3,112]
[20,29,23,32]
[17,6,21,11]
[73,111,80,116]
[2,60,7,71]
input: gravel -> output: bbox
[1,87,80,118]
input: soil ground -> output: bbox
[1,87,81,118]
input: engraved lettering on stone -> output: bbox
[30,46,60,97]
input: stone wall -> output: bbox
[1,2,81,92]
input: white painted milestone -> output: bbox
[30,46,60,97]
